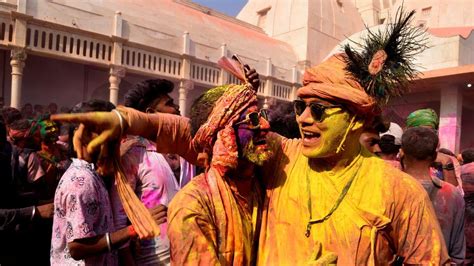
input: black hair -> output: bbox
[366,114,390,133]
[124,79,174,112]
[1,107,22,125]
[268,101,300,139]
[379,134,400,154]
[462,148,474,164]
[438,148,455,157]
[402,127,438,161]
[8,119,40,149]
[71,99,116,113]
[9,119,31,131]
[68,99,115,158]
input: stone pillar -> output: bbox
[291,65,299,100]
[263,58,273,109]
[219,43,228,85]
[10,48,27,108]
[353,0,381,27]
[179,80,192,116]
[439,87,463,153]
[108,66,125,105]
[179,31,192,116]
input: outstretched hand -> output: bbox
[51,111,123,161]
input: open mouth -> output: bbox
[302,130,321,145]
[254,139,267,145]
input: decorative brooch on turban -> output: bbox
[342,8,427,105]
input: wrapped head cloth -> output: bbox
[297,54,378,117]
[192,57,257,170]
[406,108,439,129]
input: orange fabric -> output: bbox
[117,106,198,165]
[167,168,260,265]
[297,54,377,116]
[192,83,257,170]
[114,157,160,239]
[258,133,449,265]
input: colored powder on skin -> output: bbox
[242,139,273,166]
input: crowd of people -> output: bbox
[0,8,473,266]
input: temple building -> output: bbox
[0,0,472,152]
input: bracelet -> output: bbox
[112,109,125,137]
[105,232,112,252]
[128,225,138,239]
[31,206,36,221]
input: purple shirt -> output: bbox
[51,159,117,266]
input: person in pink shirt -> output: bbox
[110,79,188,265]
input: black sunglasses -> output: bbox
[235,109,269,129]
[293,100,341,122]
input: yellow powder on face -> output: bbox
[242,138,274,166]
[298,108,353,159]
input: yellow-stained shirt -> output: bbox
[258,133,449,265]
[167,168,261,266]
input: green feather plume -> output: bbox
[343,7,427,104]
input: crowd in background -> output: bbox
[0,79,193,265]
[0,81,473,264]
[1,7,474,264]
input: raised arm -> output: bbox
[116,106,197,163]
[51,106,198,165]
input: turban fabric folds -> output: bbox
[406,108,439,129]
[297,54,378,117]
[192,56,257,170]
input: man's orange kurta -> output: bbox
[259,133,449,265]
[119,107,449,265]
[167,168,260,265]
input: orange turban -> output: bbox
[192,84,256,170]
[297,54,378,116]
[192,56,257,170]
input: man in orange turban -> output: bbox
[52,9,448,265]
[254,52,448,265]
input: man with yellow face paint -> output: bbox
[52,9,448,265]
[255,62,448,265]
[255,10,448,265]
